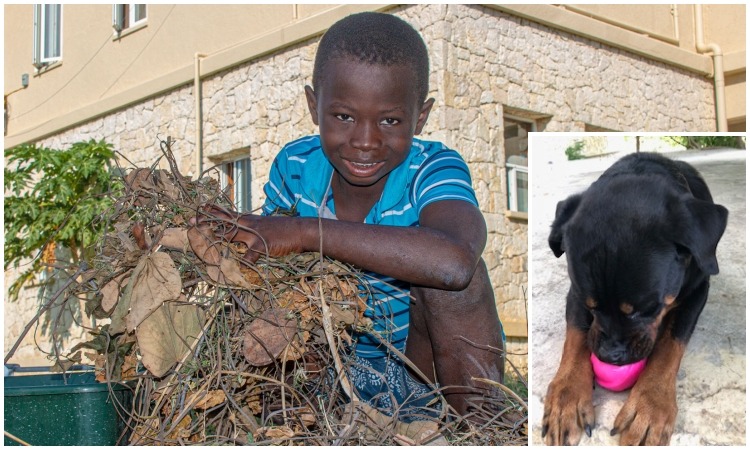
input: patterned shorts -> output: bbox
[346,353,443,423]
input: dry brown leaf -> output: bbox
[187,389,227,410]
[206,265,222,284]
[125,252,183,332]
[136,301,206,378]
[154,169,180,201]
[187,225,221,265]
[243,308,298,366]
[329,304,357,327]
[116,231,136,252]
[100,272,129,314]
[277,289,305,309]
[254,426,295,440]
[297,279,314,296]
[109,255,150,335]
[132,221,149,250]
[297,406,317,427]
[218,257,256,289]
[93,353,108,383]
[41,240,57,265]
[121,353,138,380]
[281,337,306,363]
[167,415,194,441]
[159,227,189,250]
[125,168,154,207]
[274,291,309,358]
[339,279,357,298]
[239,265,265,286]
[246,386,263,414]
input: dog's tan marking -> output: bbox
[620,302,634,315]
[614,331,685,445]
[542,326,595,445]
[585,297,597,309]
[644,296,679,341]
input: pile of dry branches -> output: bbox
[28,138,527,445]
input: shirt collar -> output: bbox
[369,139,418,220]
[297,135,421,222]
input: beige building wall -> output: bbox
[4,4,745,143]
[4,4,747,374]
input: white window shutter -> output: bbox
[32,4,42,68]
[112,4,124,33]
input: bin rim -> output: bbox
[4,371,131,397]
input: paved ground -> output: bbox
[529,147,746,446]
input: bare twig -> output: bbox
[4,431,31,446]
[4,263,86,364]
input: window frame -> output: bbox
[33,4,63,68]
[112,4,147,34]
[506,163,528,213]
[128,4,147,27]
[220,157,252,213]
[503,114,534,215]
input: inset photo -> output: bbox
[529,134,746,446]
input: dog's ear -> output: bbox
[549,194,582,258]
[672,197,728,275]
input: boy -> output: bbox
[201,12,505,421]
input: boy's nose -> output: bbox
[350,121,382,151]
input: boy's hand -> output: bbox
[191,206,305,263]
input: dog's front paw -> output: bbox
[541,373,595,446]
[612,377,677,445]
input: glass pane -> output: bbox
[234,158,252,213]
[517,171,528,213]
[43,4,61,60]
[133,4,147,22]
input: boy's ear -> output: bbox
[414,98,435,135]
[304,85,319,126]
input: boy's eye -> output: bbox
[381,118,400,126]
[335,114,354,122]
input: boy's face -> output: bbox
[305,58,434,189]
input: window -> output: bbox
[507,160,528,213]
[33,4,62,68]
[221,158,252,213]
[113,4,147,33]
[504,115,531,214]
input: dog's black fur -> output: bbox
[542,152,728,445]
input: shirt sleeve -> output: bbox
[261,147,297,216]
[411,147,479,215]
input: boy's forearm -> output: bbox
[296,216,479,290]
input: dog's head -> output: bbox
[549,177,727,365]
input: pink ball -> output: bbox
[590,353,647,392]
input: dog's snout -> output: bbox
[596,341,631,365]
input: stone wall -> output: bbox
[9,4,718,374]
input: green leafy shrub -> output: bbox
[565,139,585,160]
[664,136,746,149]
[4,139,119,300]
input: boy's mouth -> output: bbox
[344,159,385,178]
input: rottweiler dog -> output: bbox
[541,152,728,446]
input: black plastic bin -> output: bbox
[4,371,132,446]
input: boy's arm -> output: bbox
[201,199,487,290]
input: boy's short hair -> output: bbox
[313,12,430,104]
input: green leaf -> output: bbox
[4,139,117,300]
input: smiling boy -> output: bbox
[203,12,505,421]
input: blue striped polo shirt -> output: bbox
[261,135,479,358]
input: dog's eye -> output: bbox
[636,303,661,319]
[675,246,693,266]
